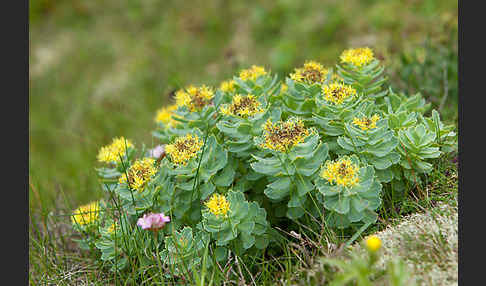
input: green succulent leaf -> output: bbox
[294,142,329,176]
[250,155,285,176]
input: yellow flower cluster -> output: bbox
[175,85,214,112]
[107,222,119,234]
[97,137,134,163]
[219,80,236,93]
[340,47,375,67]
[280,83,288,93]
[320,157,360,188]
[165,134,204,165]
[205,193,230,217]
[220,94,264,118]
[71,201,100,226]
[239,65,267,81]
[261,118,311,152]
[154,104,179,128]
[352,114,380,131]
[322,82,357,105]
[119,157,158,192]
[290,61,329,84]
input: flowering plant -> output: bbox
[71,47,456,280]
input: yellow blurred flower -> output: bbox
[165,134,204,165]
[119,157,158,192]
[322,82,357,105]
[205,193,230,217]
[219,80,236,93]
[97,137,134,163]
[175,85,214,112]
[365,235,382,252]
[340,47,375,67]
[290,61,329,84]
[320,157,360,188]
[352,114,380,131]
[154,104,179,128]
[260,118,311,152]
[107,222,119,234]
[220,94,264,118]
[239,65,267,81]
[71,201,100,226]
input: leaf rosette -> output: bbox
[336,48,387,98]
[315,155,382,228]
[216,98,281,158]
[312,86,370,138]
[337,114,400,182]
[153,88,224,143]
[233,66,280,98]
[159,132,229,222]
[201,190,270,253]
[251,129,329,219]
[397,123,442,182]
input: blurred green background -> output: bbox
[29,0,457,213]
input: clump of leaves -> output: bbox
[70,47,457,282]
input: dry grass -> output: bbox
[355,200,458,285]
[288,197,458,286]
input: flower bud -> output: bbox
[137,213,170,231]
[365,235,382,252]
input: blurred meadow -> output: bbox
[29,0,457,214]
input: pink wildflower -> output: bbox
[148,145,165,158]
[137,213,170,231]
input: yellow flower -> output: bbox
[107,222,119,234]
[220,94,264,118]
[352,114,380,131]
[260,118,311,152]
[322,82,357,105]
[365,235,382,252]
[175,85,214,112]
[119,157,158,192]
[165,134,204,165]
[219,80,236,93]
[320,157,360,188]
[205,193,230,217]
[280,83,288,93]
[71,201,100,226]
[340,47,375,67]
[290,61,329,84]
[239,65,267,81]
[97,137,134,163]
[175,89,192,108]
[154,104,179,128]
[178,237,188,247]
